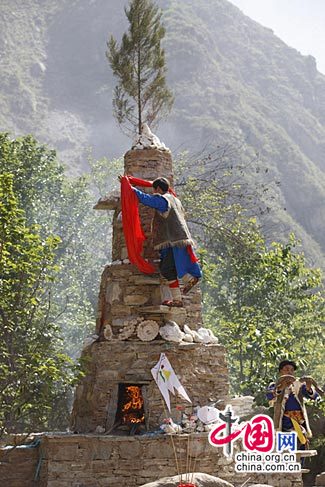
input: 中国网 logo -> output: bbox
[208,406,301,473]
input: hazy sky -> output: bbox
[229,0,325,74]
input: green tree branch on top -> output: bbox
[107,0,174,136]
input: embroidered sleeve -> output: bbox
[301,384,319,400]
[266,382,277,401]
[133,188,169,212]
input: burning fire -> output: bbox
[122,386,145,424]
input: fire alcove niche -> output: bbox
[114,383,147,435]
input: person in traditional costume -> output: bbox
[119,175,202,307]
[266,360,319,450]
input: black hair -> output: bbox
[152,177,170,193]
[278,359,297,372]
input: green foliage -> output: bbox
[0,133,111,359]
[174,146,269,256]
[0,173,74,433]
[203,236,324,402]
[107,0,174,135]
[0,133,64,228]
[88,153,123,197]
[1,0,325,267]
[0,133,120,433]
[176,153,325,403]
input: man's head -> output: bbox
[278,359,297,376]
[153,177,170,194]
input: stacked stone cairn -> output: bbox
[0,131,304,487]
[71,132,228,435]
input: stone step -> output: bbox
[296,449,317,458]
[94,190,120,210]
[138,305,171,314]
[130,275,161,285]
[315,472,325,486]
[138,305,187,317]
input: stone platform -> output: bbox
[0,433,304,487]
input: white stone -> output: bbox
[106,281,121,304]
[191,329,205,343]
[184,324,195,336]
[103,325,113,341]
[132,123,170,151]
[140,472,234,487]
[197,327,212,344]
[195,327,219,344]
[159,321,184,343]
[160,418,182,434]
[207,328,219,343]
[197,405,220,424]
[182,333,194,342]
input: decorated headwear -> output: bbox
[278,359,297,371]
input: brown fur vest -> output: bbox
[152,194,194,250]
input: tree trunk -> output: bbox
[137,44,142,134]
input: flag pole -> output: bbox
[159,396,181,478]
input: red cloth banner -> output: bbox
[128,175,177,197]
[120,176,155,274]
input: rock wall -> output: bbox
[71,341,228,434]
[0,434,303,487]
[96,263,202,335]
[0,443,39,487]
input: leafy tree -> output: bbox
[107,0,174,135]
[202,235,324,402]
[0,133,111,360]
[0,173,74,433]
[175,150,325,402]
[0,133,124,432]
[174,145,272,257]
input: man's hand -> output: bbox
[276,375,295,389]
[118,174,124,182]
[302,376,313,392]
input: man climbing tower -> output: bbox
[119,175,202,307]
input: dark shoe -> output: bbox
[161,300,183,307]
[183,277,200,295]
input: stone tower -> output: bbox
[70,136,229,435]
[0,133,305,487]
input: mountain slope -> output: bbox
[0,0,324,266]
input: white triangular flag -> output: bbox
[151,353,192,411]
[197,406,220,424]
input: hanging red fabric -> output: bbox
[128,175,177,197]
[187,245,199,263]
[120,176,155,274]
